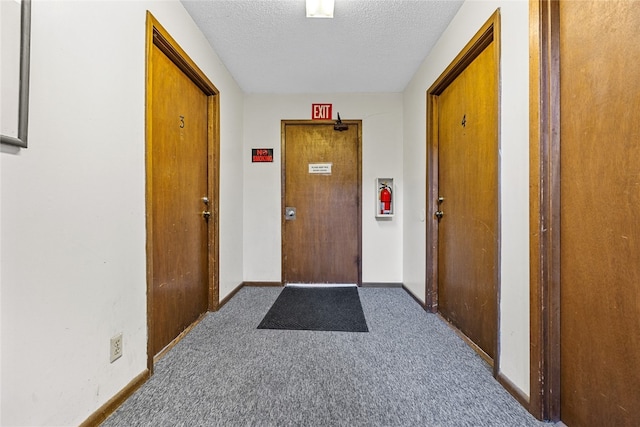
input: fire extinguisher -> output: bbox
[380,184,392,214]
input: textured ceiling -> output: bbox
[180,0,464,93]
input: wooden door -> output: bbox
[282,121,361,285]
[558,2,640,425]
[146,15,219,360]
[427,13,500,362]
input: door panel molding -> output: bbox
[425,9,501,372]
[145,12,220,371]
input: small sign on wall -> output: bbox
[252,148,273,163]
[311,104,332,120]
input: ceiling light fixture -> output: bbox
[306,0,334,18]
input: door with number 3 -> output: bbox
[146,14,219,360]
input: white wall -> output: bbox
[0,1,244,425]
[402,0,530,396]
[243,94,403,284]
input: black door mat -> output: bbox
[257,286,369,332]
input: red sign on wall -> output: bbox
[311,104,332,120]
[252,148,273,163]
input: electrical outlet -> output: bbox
[110,333,123,363]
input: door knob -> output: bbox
[202,211,211,221]
[438,196,445,204]
[435,210,444,219]
[285,207,296,220]
[202,196,209,205]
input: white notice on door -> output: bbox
[308,163,332,175]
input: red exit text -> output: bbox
[311,103,332,120]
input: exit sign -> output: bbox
[311,104,332,120]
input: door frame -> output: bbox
[529,0,561,421]
[145,12,220,371]
[280,119,363,286]
[425,10,501,373]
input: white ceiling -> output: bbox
[180,0,464,93]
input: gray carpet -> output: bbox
[101,287,551,427]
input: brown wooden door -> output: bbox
[432,25,499,361]
[282,121,361,285]
[559,2,640,425]
[148,33,210,357]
